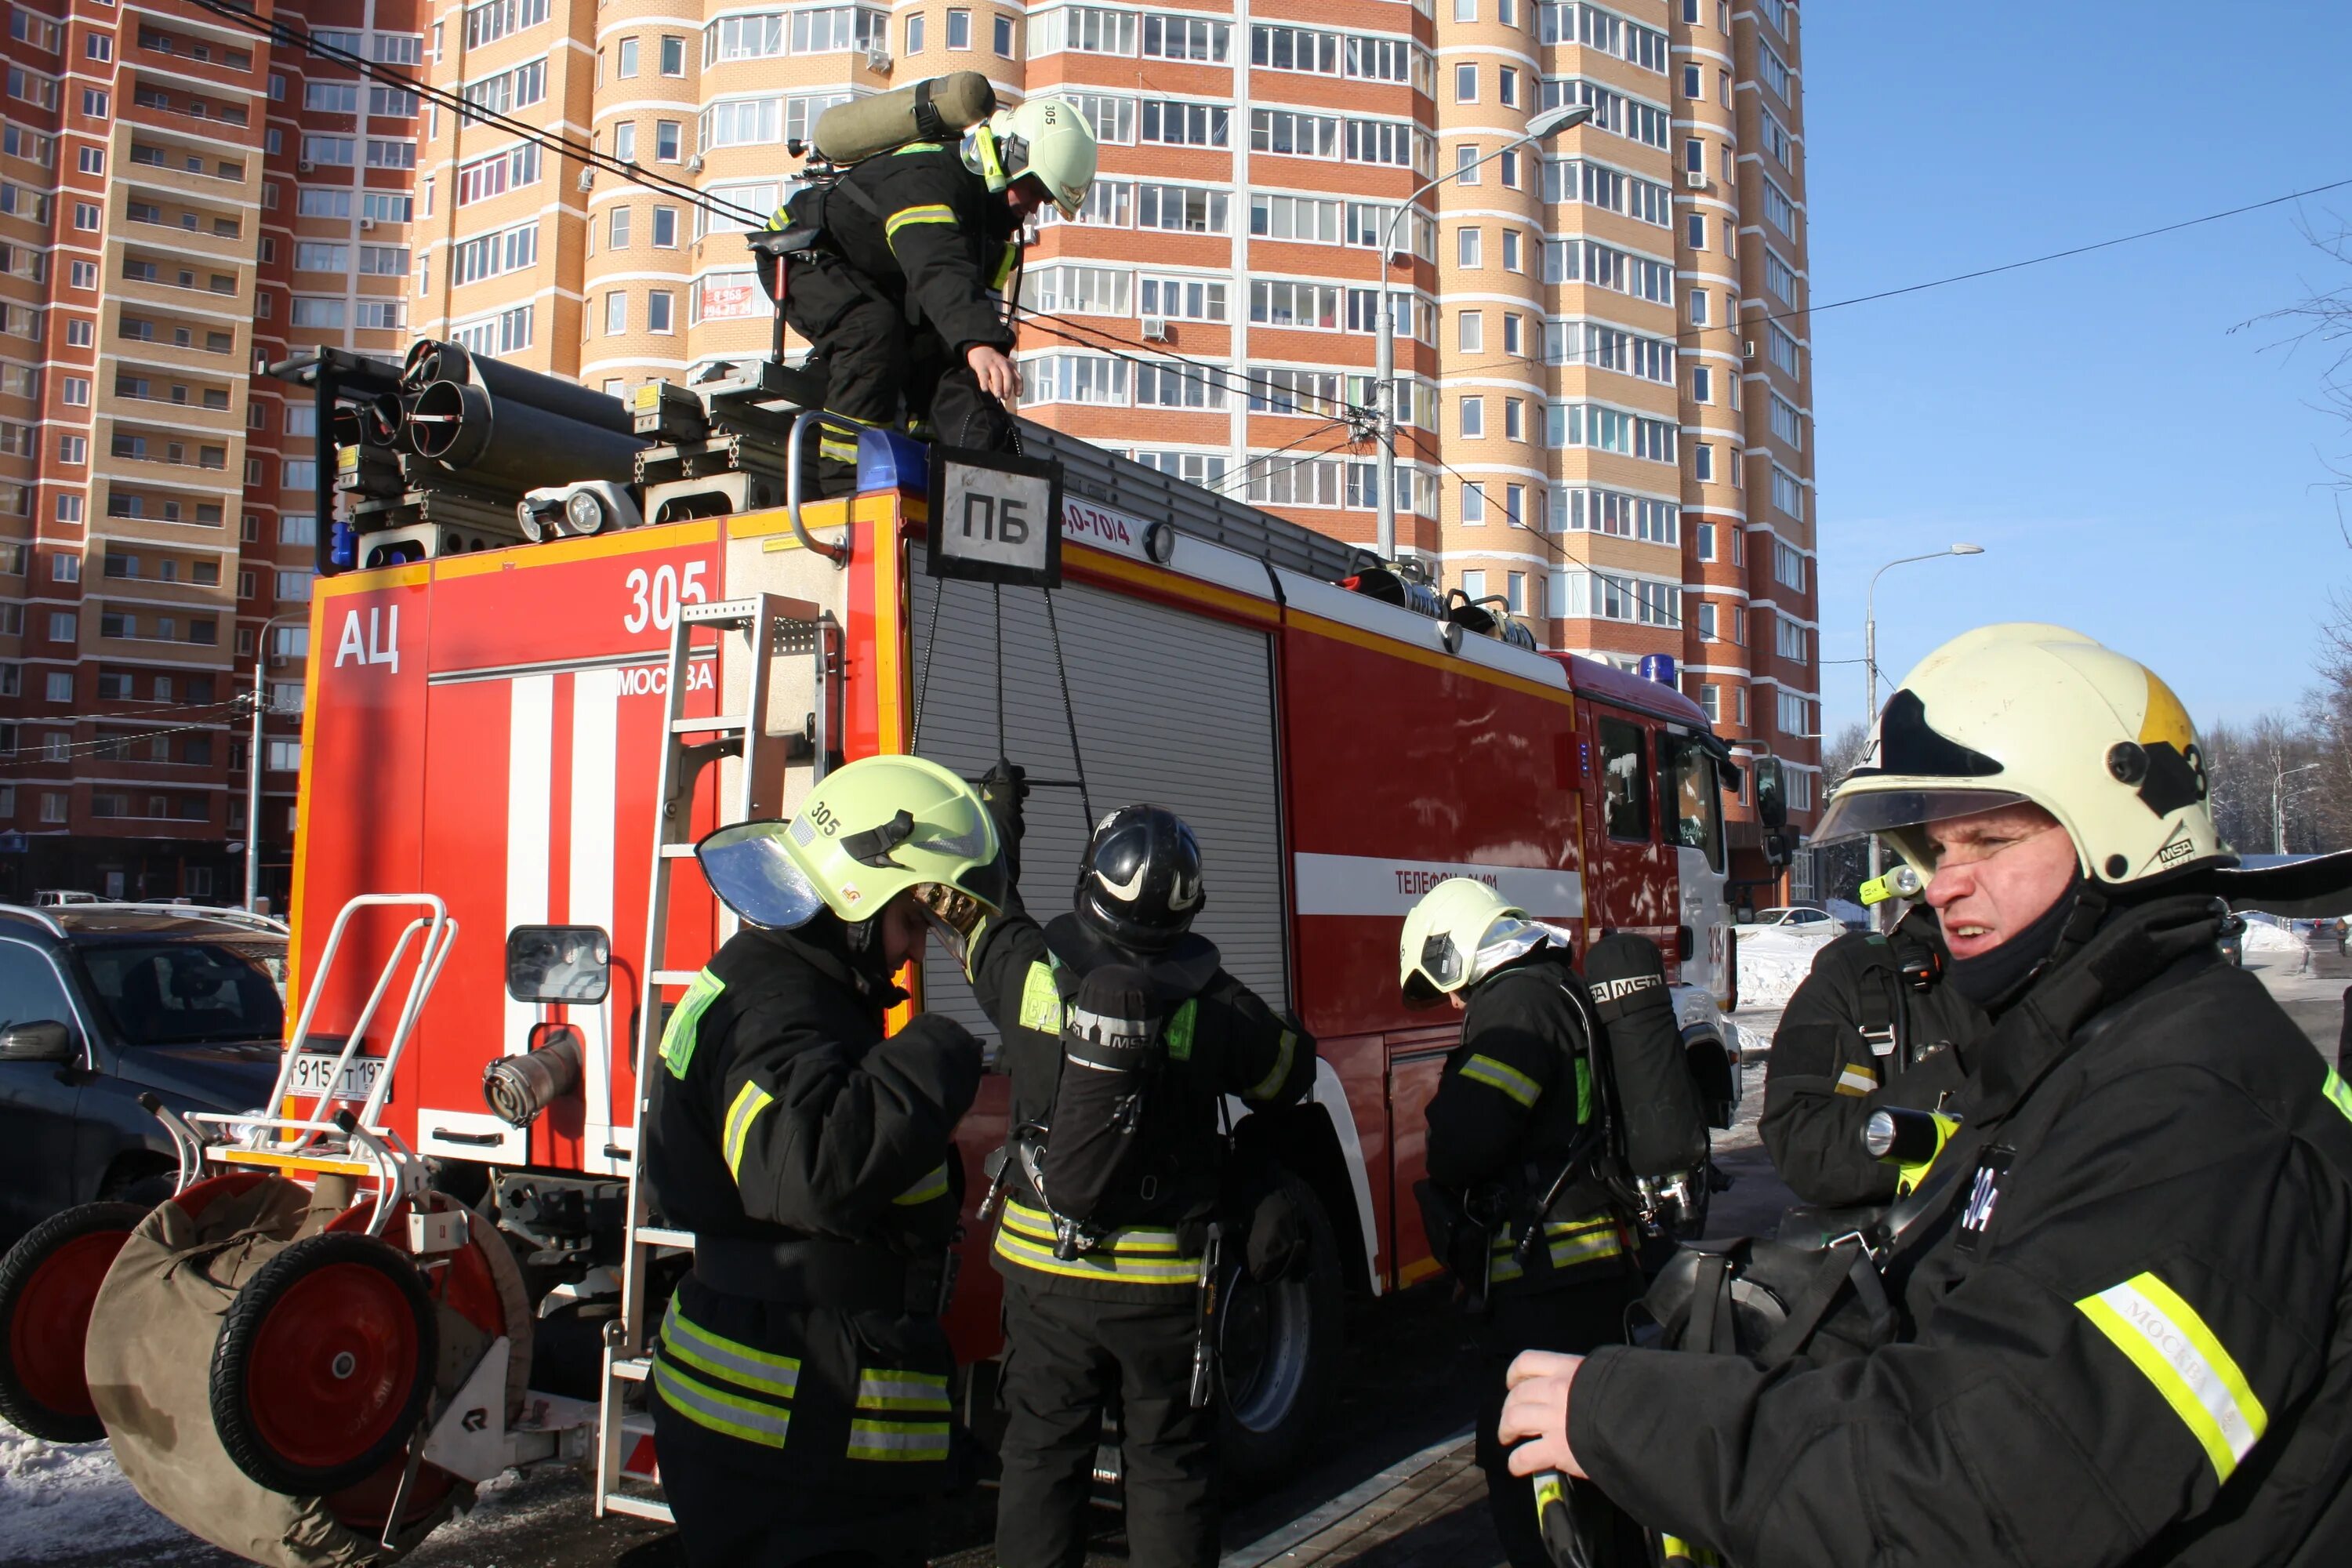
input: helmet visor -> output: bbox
[1402,931,1465,1007]
[1811,786,2029,847]
[696,821,826,930]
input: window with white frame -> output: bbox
[1769,393,1804,450]
[1544,403,1675,463]
[1140,100,1228,148]
[1019,355,1129,405]
[451,222,538,285]
[1541,238,1673,304]
[1543,321,1673,383]
[1777,689,1809,736]
[1770,464,1805,521]
[1018,265,1131,317]
[1247,367,1342,417]
[1550,486,1678,543]
[1139,274,1227,321]
[1027,5,1138,56]
[1135,184,1228,234]
[1052,93,1134,145]
[1763,249,1798,304]
[1250,109,1339,159]
[1536,77,1669,150]
[1250,279,1341,329]
[1134,361,1227,409]
[1775,616,1809,666]
[1773,539,1806,593]
[1142,16,1228,60]
[1697,602,1717,641]
[1250,193,1342,244]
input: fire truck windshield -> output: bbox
[76,940,288,1048]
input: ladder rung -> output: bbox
[681,599,759,627]
[651,970,701,987]
[659,843,700,859]
[671,714,750,734]
[638,1225,696,1250]
[603,1494,675,1525]
[612,1356,652,1384]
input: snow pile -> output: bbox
[0,1422,191,1559]
[1736,931,1823,1010]
[2241,919,2309,957]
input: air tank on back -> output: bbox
[811,72,996,163]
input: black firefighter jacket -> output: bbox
[795,143,1021,358]
[1566,895,2352,1567]
[965,908,1316,1304]
[1425,949,1635,1294]
[644,920,982,1487]
[1760,906,1989,1207]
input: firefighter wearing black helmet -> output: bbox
[1760,902,1988,1207]
[938,784,1316,1568]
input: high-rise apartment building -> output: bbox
[2,0,1816,902]
[0,0,421,906]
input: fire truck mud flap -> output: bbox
[81,1174,533,1566]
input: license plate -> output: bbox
[286,1051,388,1106]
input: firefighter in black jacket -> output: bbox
[951,793,1316,1568]
[644,755,1007,1566]
[1401,877,1642,1568]
[771,98,1097,495]
[1497,623,2352,1568]
[1759,902,1987,1207]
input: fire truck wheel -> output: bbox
[0,1201,151,1442]
[209,1231,438,1497]
[1216,1171,1343,1486]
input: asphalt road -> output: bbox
[6,964,2337,1568]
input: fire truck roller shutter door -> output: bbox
[906,573,1289,1048]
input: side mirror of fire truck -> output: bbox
[1754,757,1788,831]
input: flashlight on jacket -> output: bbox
[1859,864,1924,906]
[1865,1107,1952,1164]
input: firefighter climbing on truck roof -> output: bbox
[764,89,1098,497]
[1759,894,1987,1210]
[938,766,1316,1568]
[1402,879,1653,1568]
[1498,623,2352,1568]
[643,754,1007,1567]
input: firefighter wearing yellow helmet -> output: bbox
[1401,878,1645,1568]
[643,756,1004,1566]
[762,88,1098,496]
[1495,626,2352,1568]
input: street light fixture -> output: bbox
[1860,544,1985,920]
[1374,102,1595,558]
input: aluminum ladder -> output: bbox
[597,592,838,1523]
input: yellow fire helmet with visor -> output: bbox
[1814,622,2352,915]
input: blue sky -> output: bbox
[1803,1,2351,737]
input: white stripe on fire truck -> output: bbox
[1290,853,1584,920]
[571,667,622,1168]
[506,674,556,1065]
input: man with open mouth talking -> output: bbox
[1497,622,2352,1568]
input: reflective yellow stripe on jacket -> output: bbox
[1460,1053,1541,1109]
[848,1367,951,1462]
[1488,1216,1628,1283]
[722,1079,775,1181]
[884,202,959,248]
[993,1197,1200,1287]
[652,1298,800,1448]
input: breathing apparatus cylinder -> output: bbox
[1582,934,1710,1182]
[482,1027,585,1127]
[812,72,996,164]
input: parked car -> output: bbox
[1735,905,1842,939]
[0,904,288,1245]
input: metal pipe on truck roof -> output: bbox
[407,381,649,495]
[401,338,636,437]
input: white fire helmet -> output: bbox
[1813,622,2221,891]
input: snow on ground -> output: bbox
[0,1418,647,1567]
[0,1424,193,1562]
[2242,918,2310,959]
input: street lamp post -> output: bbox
[1861,544,1984,921]
[1374,102,1593,559]
[2274,760,2321,855]
[245,613,304,913]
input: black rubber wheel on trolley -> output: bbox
[209,1230,437,1497]
[0,1200,151,1442]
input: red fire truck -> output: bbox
[6,416,1749,1551]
